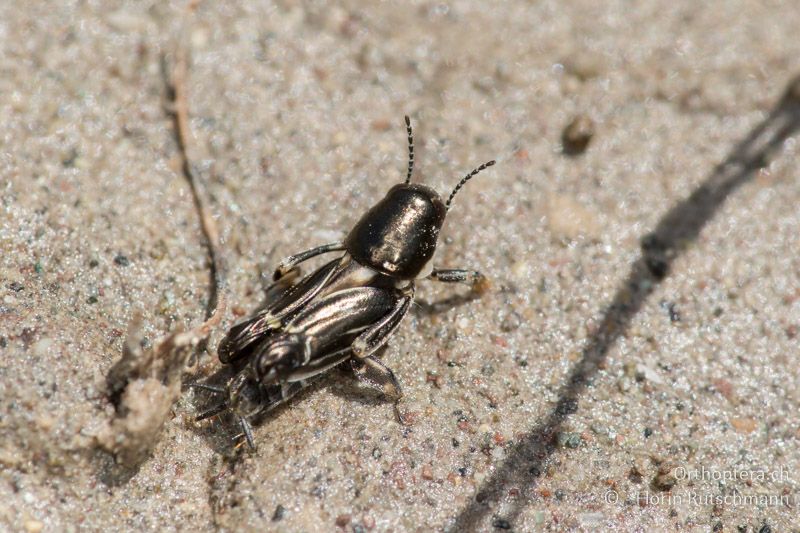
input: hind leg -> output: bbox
[350,356,403,400]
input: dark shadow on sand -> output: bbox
[449,76,800,532]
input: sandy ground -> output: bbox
[2,1,800,531]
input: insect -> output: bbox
[195,117,495,449]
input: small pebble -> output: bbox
[561,115,594,155]
[492,517,512,529]
[33,338,53,357]
[546,194,601,240]
[629,466,644,484]
[114,254,130,266]
[500,311,521,332]
[556,399,578,415]
[556,432,582,449]
[335,514,351,527]
[8,282,24,292]
[24,521,43,533]
[730,417,757,434]
[272,504,286,521]
[362,515,375,529]
[653,470,677,491]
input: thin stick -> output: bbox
[169,41,228,336]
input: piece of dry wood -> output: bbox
[98,6,228,466]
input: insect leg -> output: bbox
[350,356,403,401]
[189,382,226,394]
[351,286,414,359]
[192,382,228,421]
[427,268,489,292]
[228,379,316,449]
[273,242,345,280]
[196,401,228,421]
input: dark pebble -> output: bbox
[652,472,677,492]
[556,432,582,449]
[492,517,512,530]
[561,115,594,155]
[641,234,672,279]
[644,427,653,438]
[372,447,381,459]
[87,295,98,304]
[660,300,680,322]
[8,282,24,292]
[62,147,78,167]
[452,438,460,448]
[529,465,541,477]
[20,327,36,347]
[89,259,99,268]
[645,257,669,279]
[114,254,130,267]
[272,504,286,521]
[556,399,578,415]
[759,525,772,533]
[458,467,468,477]
[713,523,723,532]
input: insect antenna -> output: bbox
[195,401,228,421]
[237,417,257,450]
[445,160,496,211]
[404,115,414,184]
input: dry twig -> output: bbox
[98,6,228,466]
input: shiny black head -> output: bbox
[345,116,495,280]
[345,183,446,279]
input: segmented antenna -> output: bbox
[404,115,414,184]
[446,160,496,211]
